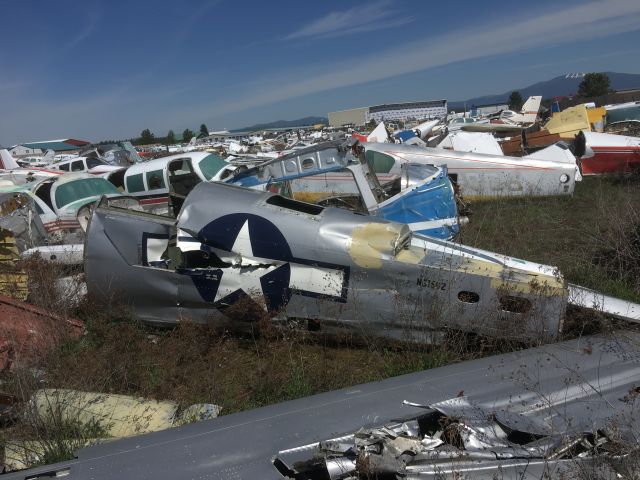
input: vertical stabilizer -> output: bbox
[0,149,20,170]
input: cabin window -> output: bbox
[365,150,395,174]
[86,157,107,169]
[301,158,315,170]
[71,160,84,172]
[499,295,532,314]
[168,159,193,176]
[126,173,145,193]
[198,153,228,180]
[146,170,166,190]
[58,163,70,172]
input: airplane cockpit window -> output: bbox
[71,160,84,172]
[86,157,108,169]
[58,163,70,171]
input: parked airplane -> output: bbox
[104,151,235,213]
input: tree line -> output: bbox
[134,124,210,146]
[506,72,611,111]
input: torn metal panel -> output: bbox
[0,192,48,251]
[3,331,639,480]
[86,182,567,341]
[274,335,640,479]
[0,173,130,243]
[226,141,460,240]
[0,294,83,370]
[21,244,84,265]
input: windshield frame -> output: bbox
[54,177,120,210]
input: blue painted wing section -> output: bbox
[375,167,459,239]
[394,130,417,142]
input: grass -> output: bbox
[1,175,639,469]
[460,175,640,302]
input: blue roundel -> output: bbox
[199,213,293,261]
[193,213,293,312]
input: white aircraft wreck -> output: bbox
[364,141,581,199]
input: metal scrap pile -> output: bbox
[276,397,638,479]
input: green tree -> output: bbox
[578,72,610,97]
[182,128,195,142]
[140,129,155,145]
[508,91,523,111]
[199,124,209,137]
[166,130,176,145]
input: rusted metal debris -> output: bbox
[0,294,84,371]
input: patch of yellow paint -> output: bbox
[348,222,409,268]
[455,258,566,297]
[31,389,179,438]
[396,246,425,265]
[587,107,606,129]
[292,192,326,203]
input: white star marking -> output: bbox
[212,220,286,309]
[178,219,346,310]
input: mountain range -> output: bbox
[450,71,640,108]
[231,116,327,132]
[230,72,640,131]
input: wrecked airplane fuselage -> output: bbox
[85,182,567,342]
[226,141,461,240]
[364,141,581,199]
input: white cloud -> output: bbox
[3,0,640,143]
[210,0,640,117]
[285,1,414,40]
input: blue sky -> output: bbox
[2,0,640,145]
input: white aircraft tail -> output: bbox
[520,96,542,123]
[0,149,20,170]
[41,149,55,164]
[367,122,389,143]
[189,136,197,146]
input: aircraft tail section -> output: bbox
[0,149,20,170]
[41,149,55,164]
[520,95,542,123]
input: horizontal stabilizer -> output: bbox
[569,284,640,323]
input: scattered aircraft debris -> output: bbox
[0,294,83,370]
[4,331,638,480]
[3,390,220,471]
[0,173,129,242]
